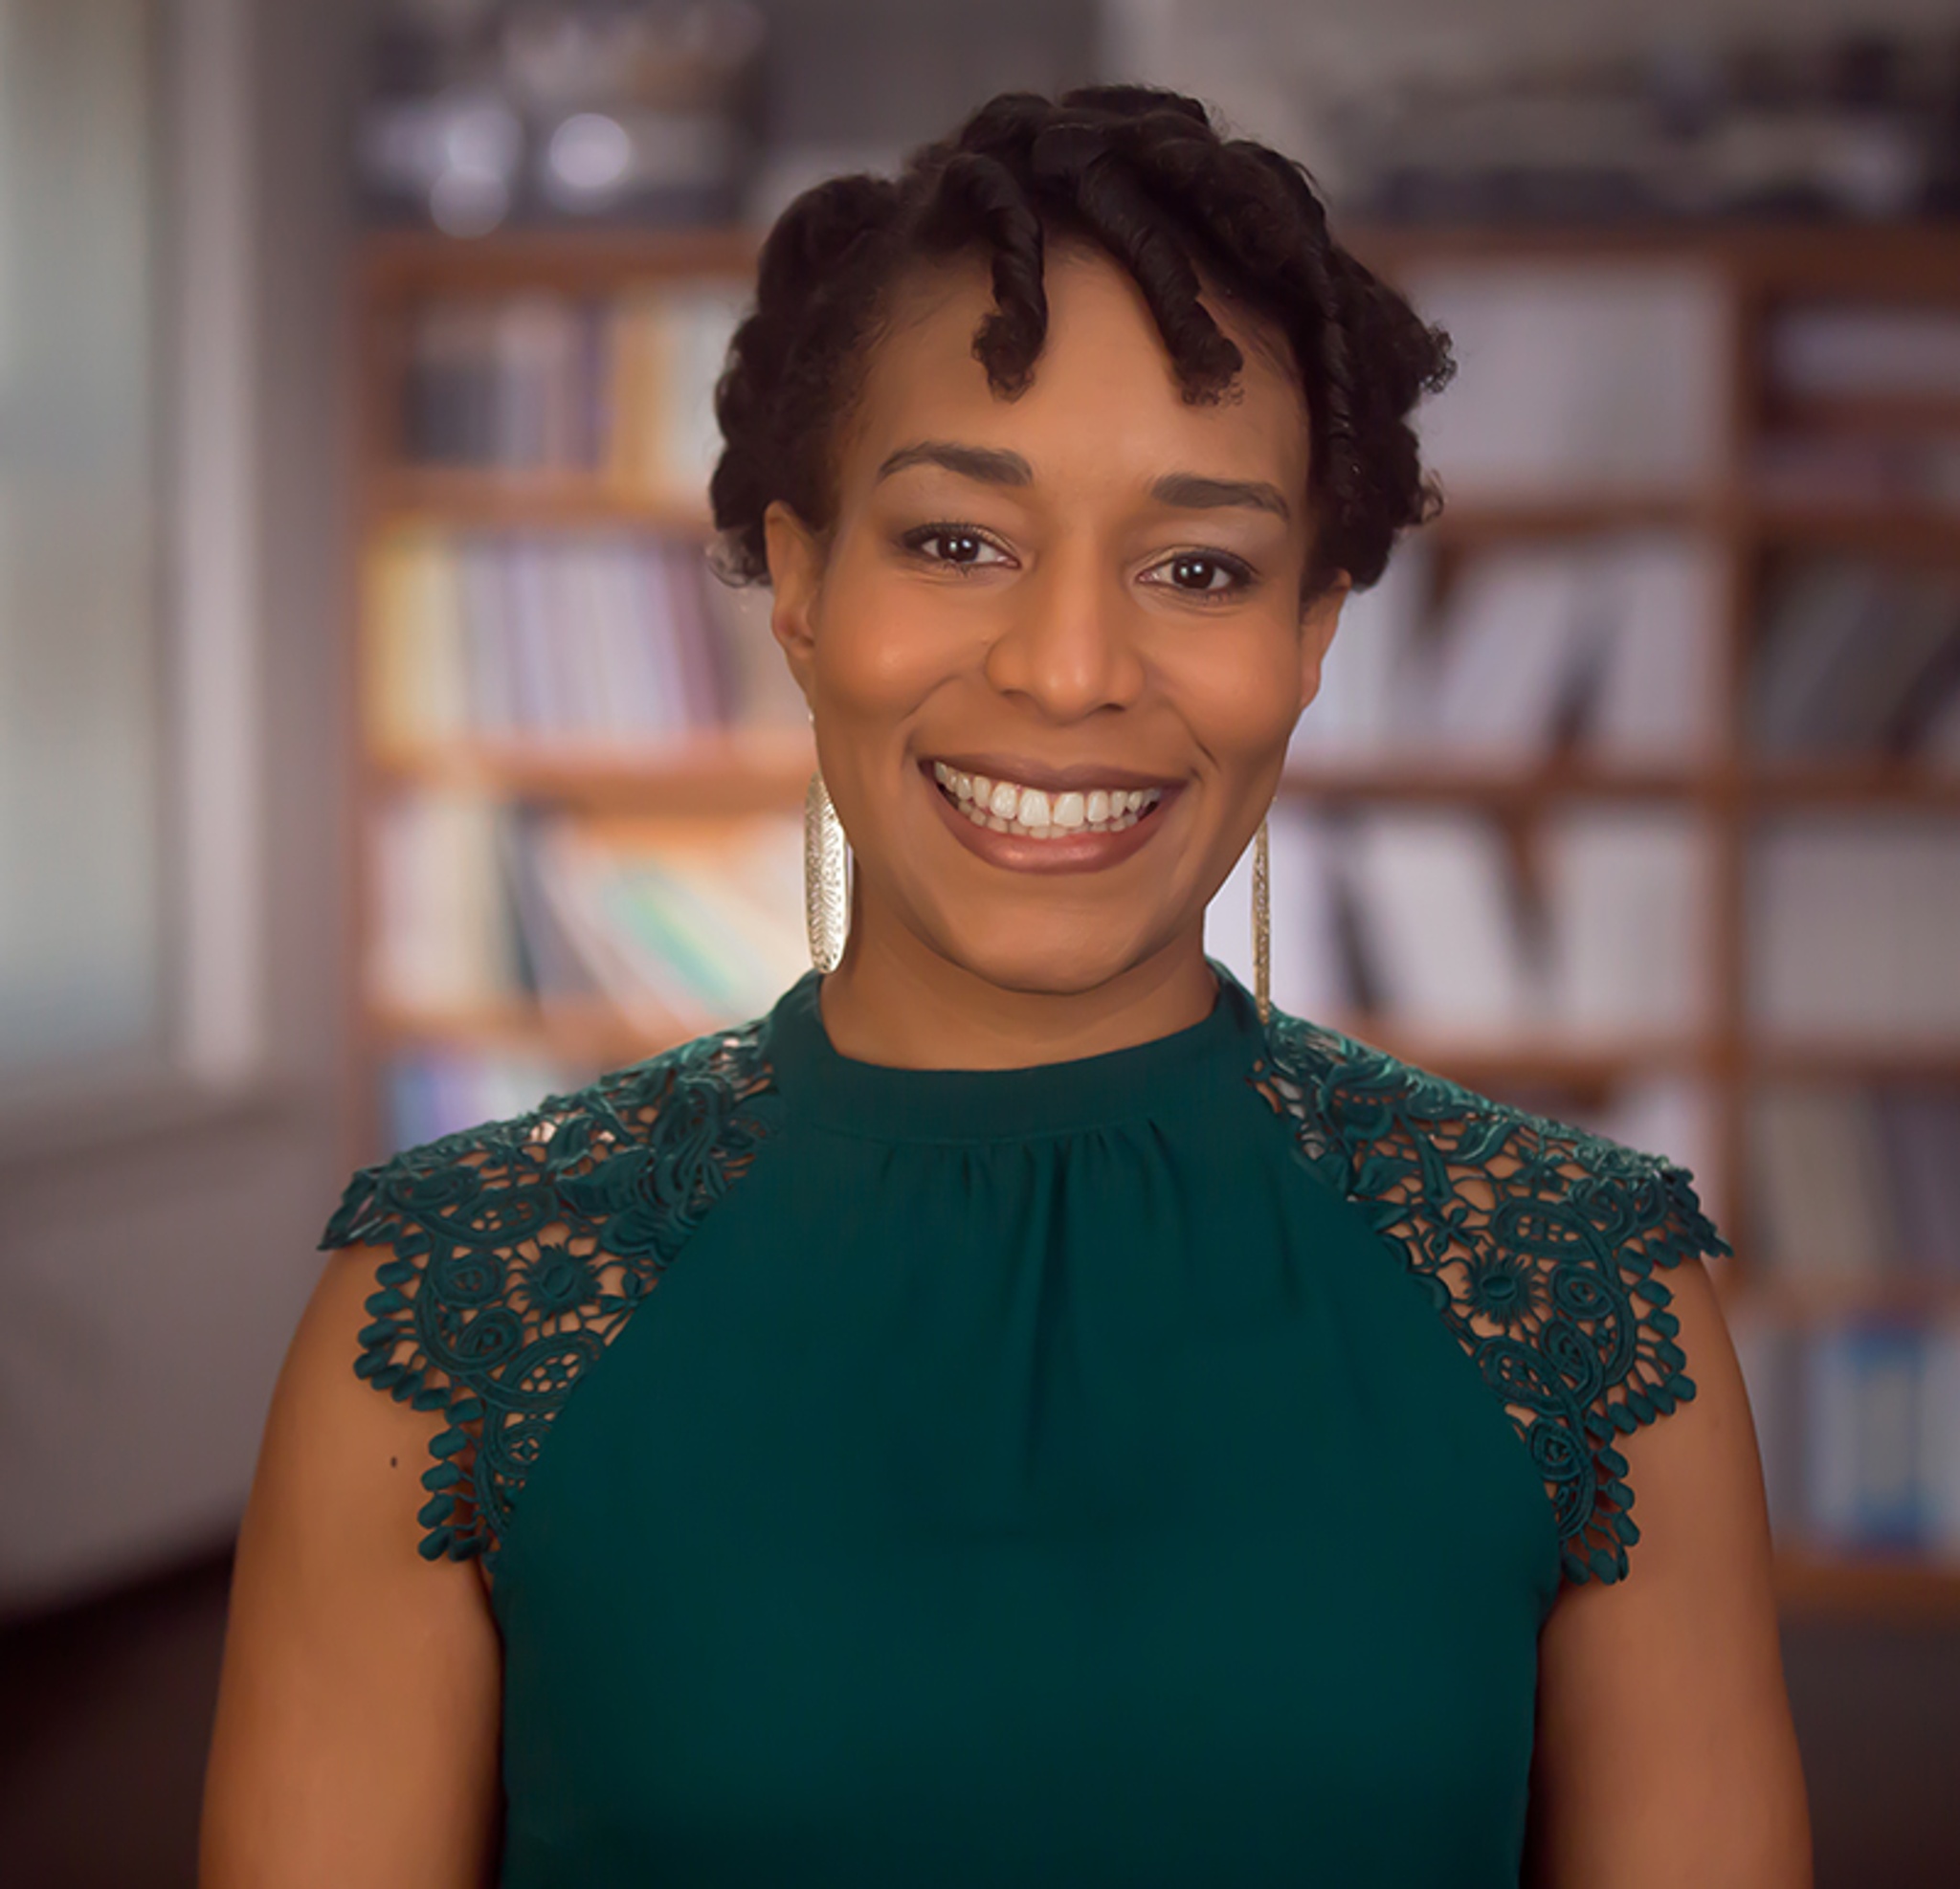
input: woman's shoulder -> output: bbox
[1253,1006,1728,1586]
[321,1014,787,1568]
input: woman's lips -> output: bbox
[923,758,1179,875]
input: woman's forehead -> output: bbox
[848,245,1311,487]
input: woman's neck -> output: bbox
[815,908,1219,1072]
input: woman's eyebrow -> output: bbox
[875,442,1290,522]
[1148,473,1291,521]
[876,441,1033,486]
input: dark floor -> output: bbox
[3,1551,1959,1886]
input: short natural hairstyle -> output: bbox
[708,83,1452,597]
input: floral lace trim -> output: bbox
[1253,1013,1726,1586]
[321,1022,781,1569]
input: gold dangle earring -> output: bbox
[804,769,850,972]
[1252,814,1272,1025]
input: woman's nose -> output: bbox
[979,547,1146,722]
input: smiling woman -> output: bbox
[205,86,1810,1889]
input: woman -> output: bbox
[203,85,1809,1887]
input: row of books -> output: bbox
[1738,1315,1960,1559]
[364,527,804,746]
[1399,265,1728,496]
[372,789,1719,1043]
[376,790,1960,1050]
[1306,533,1722,764]
[1753,1087,1960,1281]
[1306,538,1960,767]
[400,286,746,497]
[370,799,809,1031]
[1208,802,1712,1036]
[1751,561,1960,758]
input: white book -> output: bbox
[1206,805,1351,1022]
[1291,541,1429,760]
[702,568,809,730]
[1419,544,1598,760]
[544,542,611,736]
[1542,810,1710,1034]
[1346,811,1533,1033]
[1582,534,1725,764]
[1403,261,1726,496]
[456,538,519,739]
[587,539,670,741]
[659,287,748,499]
[370,791,517,1013]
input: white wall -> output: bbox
[0,0,362,1611]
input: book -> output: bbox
[1541,810,1710,1034]
[1770,305,1960,400]
[1728,1305,1804,1542]
[1749,1087,1900,1283]
[1581,534,1724,764]
[1417,544,1601,761]
[1751,561,1960,755]
[363,531,758,748]
[1292,540,1429,759]
[1924,1322,1960,1560]
[399,281,749,496]
[1345,811,1533,1033]
[1877,1089,1960,1277]
[519,813,808,1031]
[1804,1322,1926,1551]
[1750,816,1960,1038]
[1205,805,1355,1021]
[370,789,523,1014]
[1399,260,1726,496]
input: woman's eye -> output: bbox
[1143,551,1255,598]
[903,526,1010,569]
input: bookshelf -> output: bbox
[350,220,1960,1617]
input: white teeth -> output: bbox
[930,766,1164,840]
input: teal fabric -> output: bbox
[324,966,1724,1887]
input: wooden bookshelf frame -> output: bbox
[350,221,1960,1618]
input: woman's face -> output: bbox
[765,241,1345,1001]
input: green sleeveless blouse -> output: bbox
[323,966,1721,1887]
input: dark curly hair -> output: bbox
[709,84,1453,596]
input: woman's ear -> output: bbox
[763,500,823,702]
[1298,572,1351,713]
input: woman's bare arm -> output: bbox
[201,1246,502,1888]
[1526,1256,1811,1887]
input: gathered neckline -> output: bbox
[762,962,1266,1143]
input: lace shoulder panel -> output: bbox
[320,1020,781,1569]
[1253,1012,1728,1586]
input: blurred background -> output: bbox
[3,0,1959,1881]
